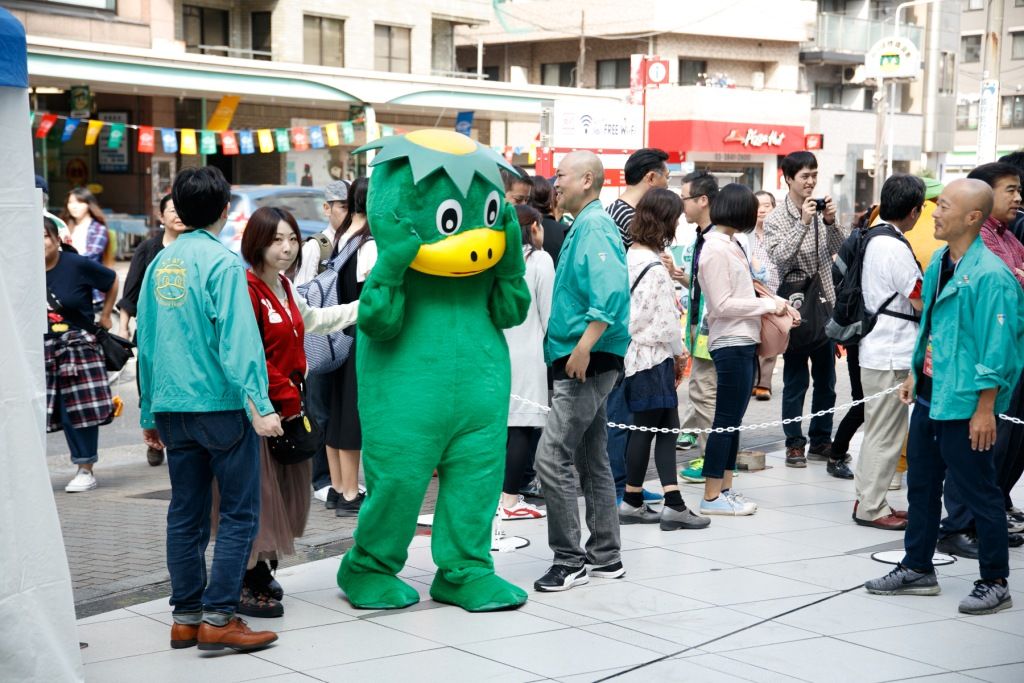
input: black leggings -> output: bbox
[505,427,540,494]
[625,408,680,488]
[832,345,863,456]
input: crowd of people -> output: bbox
[40,142,1024,651]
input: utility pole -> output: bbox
[977,0,1005,164]
[576,10,585,88]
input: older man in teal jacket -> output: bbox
[137,166,283,652]
[865,178,1024,616]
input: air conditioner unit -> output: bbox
[842,65,867,85]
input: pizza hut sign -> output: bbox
[723,128,786,149]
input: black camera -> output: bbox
[814,198,827,212]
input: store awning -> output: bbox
[28,52,359,105]
[387,90,546,116]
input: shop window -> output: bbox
[304,15,344,68]
[250,11,271,61]
[541,62,576,87]
[596,59,630,89]
[375,24,411,74]
[961,35,981,64]
[679,59,707,86]
[183,5,230,57]
[957,101,979,130]
[1002,95,1024,128]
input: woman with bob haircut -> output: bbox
[618,188,708,531]
[229,205,359,618]
[697,183,789,517]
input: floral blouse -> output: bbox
[625,246,684,377]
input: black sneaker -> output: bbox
[826,459,854,479]
[519,478,543,499]
[335,491,365,517]
[785,447,807,468]
[589,560,626,579]
[937,532,979,559]
[534,564,588,592]
[807,443,832,462]
[325,487,341,510]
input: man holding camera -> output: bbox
[765,151,850,473]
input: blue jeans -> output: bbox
[903,401,1008,580]
[306,372,333,491]
[782,340,837,449]
[705,345,757,479]
[156,410,261,624]
[56,389,98,465]
[605,382,631,498]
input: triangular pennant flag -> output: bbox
[309,126,325,149]
[221,130,239,156]
[200,130,217,155]
[257,129,274,153]
[107,123,126,149]
[323,123,339,147]
[137,126,155,154]
[180,129,198,155]
[341,121,354,144]
[160,128,178,153]
[61,117,81,142]
[35,114,58,139]
[274,129,290,152]
[85,120,104,146]
[239,130,255,154]
[291,126,309,151]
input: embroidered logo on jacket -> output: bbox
[154,258,186,305]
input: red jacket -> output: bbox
[247,271,305,417]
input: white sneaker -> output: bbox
[500,496,546,520]
[700,494,756,516]
[65,468,97,492]
[724,490,758,511]
[313,485,331,502]
[889,472,903,491]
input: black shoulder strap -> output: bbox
[631,261,663,294]
[862,224,921,322]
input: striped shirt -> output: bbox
[606,199,635,248]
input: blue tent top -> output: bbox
[0,9,27,89]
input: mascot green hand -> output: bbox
[337,129,531,612]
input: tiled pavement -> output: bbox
[76,446,1024,682]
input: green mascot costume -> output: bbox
[337,129,532,612]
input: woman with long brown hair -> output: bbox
[61,187,113,307]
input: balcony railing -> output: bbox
[804,12,924,55]
[185,44,273,61]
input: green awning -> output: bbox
[28,53,359,104]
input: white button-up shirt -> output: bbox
[858,234,921,371]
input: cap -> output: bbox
[324,180,349,203]
[921,176,943,201]
[34,174,49,194]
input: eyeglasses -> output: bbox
[681,194,705,202]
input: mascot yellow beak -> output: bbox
[410,228,506,278]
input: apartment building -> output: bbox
[10,0,617,217]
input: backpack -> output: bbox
[296,235,366,374]
[825,223,919,345]
[306,232,335,275]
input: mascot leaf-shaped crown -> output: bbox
[355,129,518,199]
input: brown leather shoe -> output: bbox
[853,501,908,521]
[854,513,908,530]
[785,447,807,468]
[753,387,771,401]
[170,623,199,649]
[197,617,278,652]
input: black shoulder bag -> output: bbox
[46,288,134,371]
[777,215,833,353]
[265,371,325,465]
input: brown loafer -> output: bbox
[854,513,908,530]
[170,623,199,649]
[892,509,908,519]
[197,617,278,652]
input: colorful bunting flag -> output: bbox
[291,126,309,151]
[35,114,58,139]
[341,121,354,144]
[239,130,255,154]
[221,130,239,156]
[180,128,198,155]
[137,126,155,154]
[323,123,339,147]
[61,117,81,142]
[107,123,126,149]
[274,128,290,152]
[257,129,274,153]
[200,130,217,155]
[161,128,178,153]
[85,119,104,146]
[309,126,325,149]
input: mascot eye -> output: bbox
[483,191,501,227]
[436,199,462,236]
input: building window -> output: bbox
[431,19,455,74]
[679,59,707,86]
[541,62,575,87]
[863,86,877,111]
[1013,32,1024,60]
[938,51,956,94]
[1002,96,1024,128]
[183,5,230,56]
[965,0,984,9]
[596,58,630,89]
[814,83,842,108]
[957,101,979,130]
[304,15,344,67]
[375,24,411,73]
[961,34,982,63]
[250,11,271,61]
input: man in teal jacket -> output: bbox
[137,166,282,652]
[865,178,1024,615]
[534,151,630,593]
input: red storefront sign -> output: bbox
[648,120,806,162]
[805,133,824,150]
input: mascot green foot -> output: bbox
[337,558,420,610]
[429,572,528,612]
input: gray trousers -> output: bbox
[535,369,622,568]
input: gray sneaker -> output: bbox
[618,501,660,524]
[660,506,711,531]
[959,580,1013,615]
[864,564,940,596]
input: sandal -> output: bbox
[236,586,283,618]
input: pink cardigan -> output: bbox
[696,230,777,348]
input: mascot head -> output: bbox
[356,129,518,278]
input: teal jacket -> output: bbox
[913,236,1024,420]
[136,229,274,429]
[545,199,630,363]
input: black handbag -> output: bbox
[46,288,135,371]
[777,215,832,353]
[266,372,324,465]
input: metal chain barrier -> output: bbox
[511,385,1024,435]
